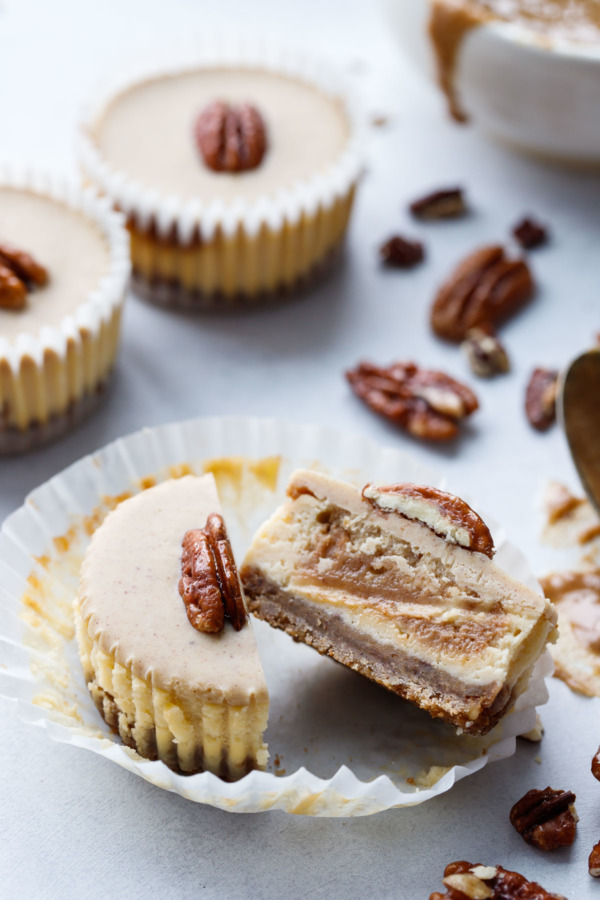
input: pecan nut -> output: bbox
[461,327,509,378]
[592,745,600,782]
[346,360,478,441]
[363,483,494,557]
[379,235,424,268]
[204,513,247,631]
[431,245,534,342]
[0,241,48,310]
[195,101,267,172]
[525,368,559,431]
[0,241,49,288]
[590,841,600,877]
[513,217,548,250]
[179,514,248,634]
[0,263,27,310]
[410,187,466,219]
[510,787,578,850]
[430,860,567,900]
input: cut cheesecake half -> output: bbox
[241,470,556,734]
[74,474,268,779]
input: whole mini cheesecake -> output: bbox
[0,173,129,454]
[79,43,363,308]
[74,475,269,778]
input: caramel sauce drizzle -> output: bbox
[541,569,600,653]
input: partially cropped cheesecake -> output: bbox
[241,470,556,734]
[75,475,269,778]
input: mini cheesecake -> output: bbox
[241,470,556,734]
[0,180,128,453]
[74,475,269,778]
[80,50,362,307]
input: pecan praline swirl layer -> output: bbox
[195,100,267,173]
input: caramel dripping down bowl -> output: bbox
[384,0,600,166]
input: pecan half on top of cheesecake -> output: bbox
[241,471,556,734]
[74,475,268,779]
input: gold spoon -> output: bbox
[560,348,600,517]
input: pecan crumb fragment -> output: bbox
[510,787,578,850]
[179,513,247,634]
[525,368,559,431]
[0,241,48,310]
[363,482,494,557]
[346,360,478,441]
[195,101,267,173]
[379,235,424,268]
[590,841,600,877]
[461,326,509,378]
[431,245,534,342]
[410,187,466,220]
[430,860,566,899]
[513,217,548,250]
[592,745,600,781]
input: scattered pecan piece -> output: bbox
[379,235,424,268]
[0,263,27,310]
[195,101,267,173]
[431,245,535,342]
[461,326,509,378]
[510,787,578,850]
[346,360,478,441]
[430,860,566,899]
[410,187,466,220]
[590,842,600,877]
[513,217,548,250]
[525,368,559,431]
[0,241,48,287]
[592,745,600,781]
[179,514,247,634]
[363,482,494,557]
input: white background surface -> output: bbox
[1,0,599,897]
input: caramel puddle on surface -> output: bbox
[540,480,600,696]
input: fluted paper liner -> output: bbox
[0,416,552,815]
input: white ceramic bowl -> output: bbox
[386,0,600,165]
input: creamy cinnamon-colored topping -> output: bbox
[429,0,600,121]
[93,68,350,203]
[78,475,266,706]
[541,569,600,653]
[0,189,109,344]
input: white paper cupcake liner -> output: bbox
[0,416,553,816]
[78,36,365,243]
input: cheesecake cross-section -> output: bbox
[74,475,268,778]
[241,470,556,734]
